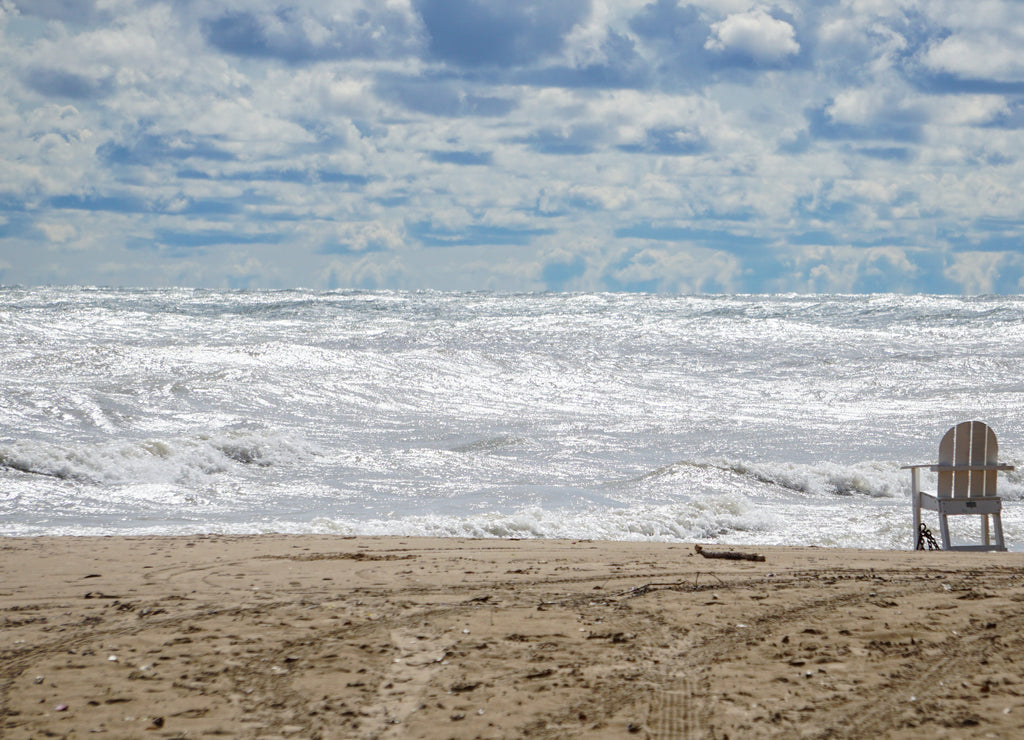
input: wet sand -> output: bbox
[3,535,1024,738]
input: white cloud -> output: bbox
[943,252,1022,295]
[606,245,744,293]
[923,33,1024,82]
[323,254,408,290]
[3,0,1024,294]
[0,1,15,26]
[225,255,278,289]
[925,95,1008,126]
[537,183,636,213]
[786,246,918,293]
[840,0,920,20]
[824,82,929,131]
[705,8,800,62]
[826,88,885,126]
[921,0,1024,32]
[328,221,404,253]
[38,222,78,242]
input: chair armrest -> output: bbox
[928,464,1014,472]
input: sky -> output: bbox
[3,0,1024,293]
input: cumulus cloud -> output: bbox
[38,222,78,243]
[618,126,709,155]
[3,0,1024,294]
[22,67,115,100]
[537,244,588,290]
[605,245,744,293]
[201,4,423,64]
[810,83,927,143]
[13,0,105,25]
[705,8,800,65]
[320,221,404,255]
[375,76,518,117]
[536,183,636,214]
[323,254,408,290]
[783,246,921,293]
[943,251,1024,294]
[415,0,589,67]
[923,33,1024,82]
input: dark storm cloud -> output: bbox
[22,67,115,100]
[910,73,1024,96]
[98,134,236,166]
[13,0,106,25]
[202,6,421,64]
[154,229,283,249]
[49,193,151,213]
[429,151,493,166]
[516,125,605,155]
[414,0,590,67]
[520,31,650,89]
[627,0,713,88]
[614,223,770,256]
[374,77,518,117]
[411,222,554,247]
[617,127,710,156]
[806,107,925,144]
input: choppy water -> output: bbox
[3,288,1024,549]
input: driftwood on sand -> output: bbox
[694,544,766,562]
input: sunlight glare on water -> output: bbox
[2,288,1024,548]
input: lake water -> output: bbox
[3,288,1023,549]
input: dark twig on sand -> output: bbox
[538,581,690,606]
[694,544,766,562]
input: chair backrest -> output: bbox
[937,420,998,499]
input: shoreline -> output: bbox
[3,535,1024,738]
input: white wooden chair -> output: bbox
[903,421,1012,551]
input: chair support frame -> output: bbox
[903,421,1012,552]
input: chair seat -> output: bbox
[918,493,1002,516]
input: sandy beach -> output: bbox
[2,536,1024,739]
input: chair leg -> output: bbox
[912,499,921,550]
[982,515,991,547]
[910,469,921,551]
[993,513,1006,551]
[939,513,952,550]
